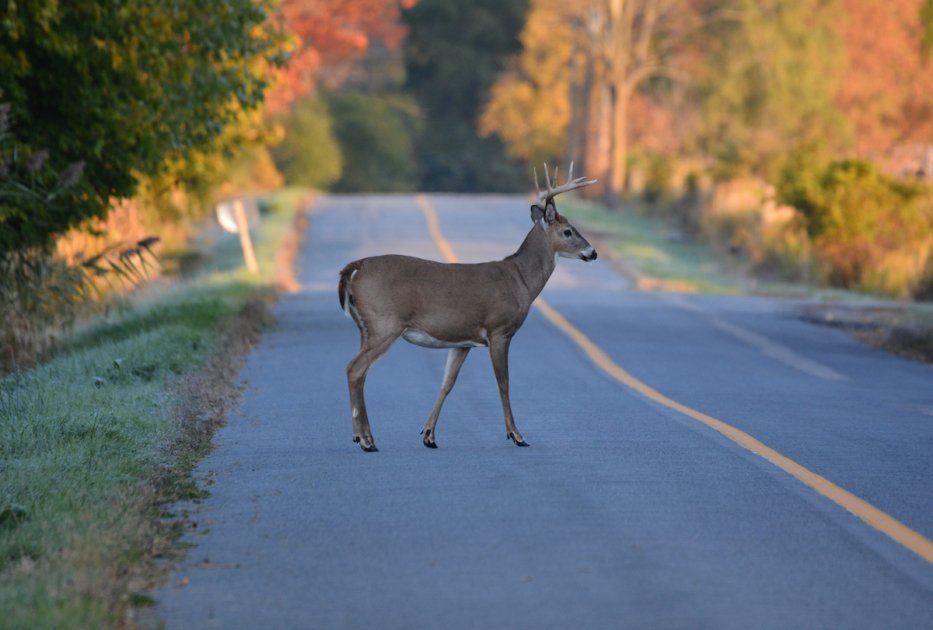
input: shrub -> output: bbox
[777,157,933,295]
[753,220,815,282]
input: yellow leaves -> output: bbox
[480,0,575,163]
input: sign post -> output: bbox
[216,197,260,274]
[232,199,259,274]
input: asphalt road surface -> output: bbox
[157,194,933,629]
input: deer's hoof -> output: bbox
[508,432,530,447]
[421,428,438,448]
[354,436,378,452]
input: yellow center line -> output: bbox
[417,194,460,264]
[416,193,933,566]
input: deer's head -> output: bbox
[530,162,598,262]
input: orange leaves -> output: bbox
[266,0,413,115]
[837,0,933,154]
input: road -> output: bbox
[157,194,933,628]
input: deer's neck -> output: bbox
[508,222,556,301]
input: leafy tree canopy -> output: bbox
[271,96,343,189]
[694,0,849,179]
[402,0,529,191]
[329,93,420,193]
[0,0,285,253]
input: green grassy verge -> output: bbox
[0,189,309,629]
[562,198,746,294]
[563,196,933,363]
[563,197,894,300]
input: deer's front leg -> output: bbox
[487,335,528,447]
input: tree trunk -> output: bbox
[605,80,630,207]
[585,70,611,200]
[566,39,581,170]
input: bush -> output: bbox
[753,221,815,282]
[328,93,420,193]
[777,157,933,295]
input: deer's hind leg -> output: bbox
[421,347,470,448]
[347,327,400,452]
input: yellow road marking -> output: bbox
[416,193,933,566]
[417,194,460,264]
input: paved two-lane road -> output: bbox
[157,194,933,628]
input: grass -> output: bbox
[563,197,907,299]
[0,188,309,629]
[562,197,746,294]
[563,195,933,363]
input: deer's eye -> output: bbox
[563,229,573,238]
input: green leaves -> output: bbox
[923,0,933,61]
[695,0,849,179]
[402,0,529,191]
[777,155,932,291]
[0,0,285,254]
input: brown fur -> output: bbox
[340,201,597,451]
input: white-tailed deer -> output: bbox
[338,164,597,451]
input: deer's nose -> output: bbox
[580,248,597,261]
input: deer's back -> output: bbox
[348,255,525,338]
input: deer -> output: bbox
[338,164,598,452]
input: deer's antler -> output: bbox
[534,161,597,206]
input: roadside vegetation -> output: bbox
[563,191,933,364]
[3,0,933,625]
[0,189,306,628]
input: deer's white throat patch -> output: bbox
[402,328,486,349]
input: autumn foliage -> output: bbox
[266,0,416,115]
[837,0,933,156]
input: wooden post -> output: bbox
[233,199,259,274]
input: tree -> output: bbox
[479,0,575,167]
[402,0,529,191]
[599,0,693,203]
[266,0,415,115]
[920,0,933,61]
[271,96,343,189]
[836,0,933,155]
[329,93,420,192]
[695,0,848,179]
[481,0,698,202]
[0,0,284,253]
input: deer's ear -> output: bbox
[530,203,545,224]
[531,201,559,225]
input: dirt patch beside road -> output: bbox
[799,302,933,365]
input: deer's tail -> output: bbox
[338,260,363,327]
